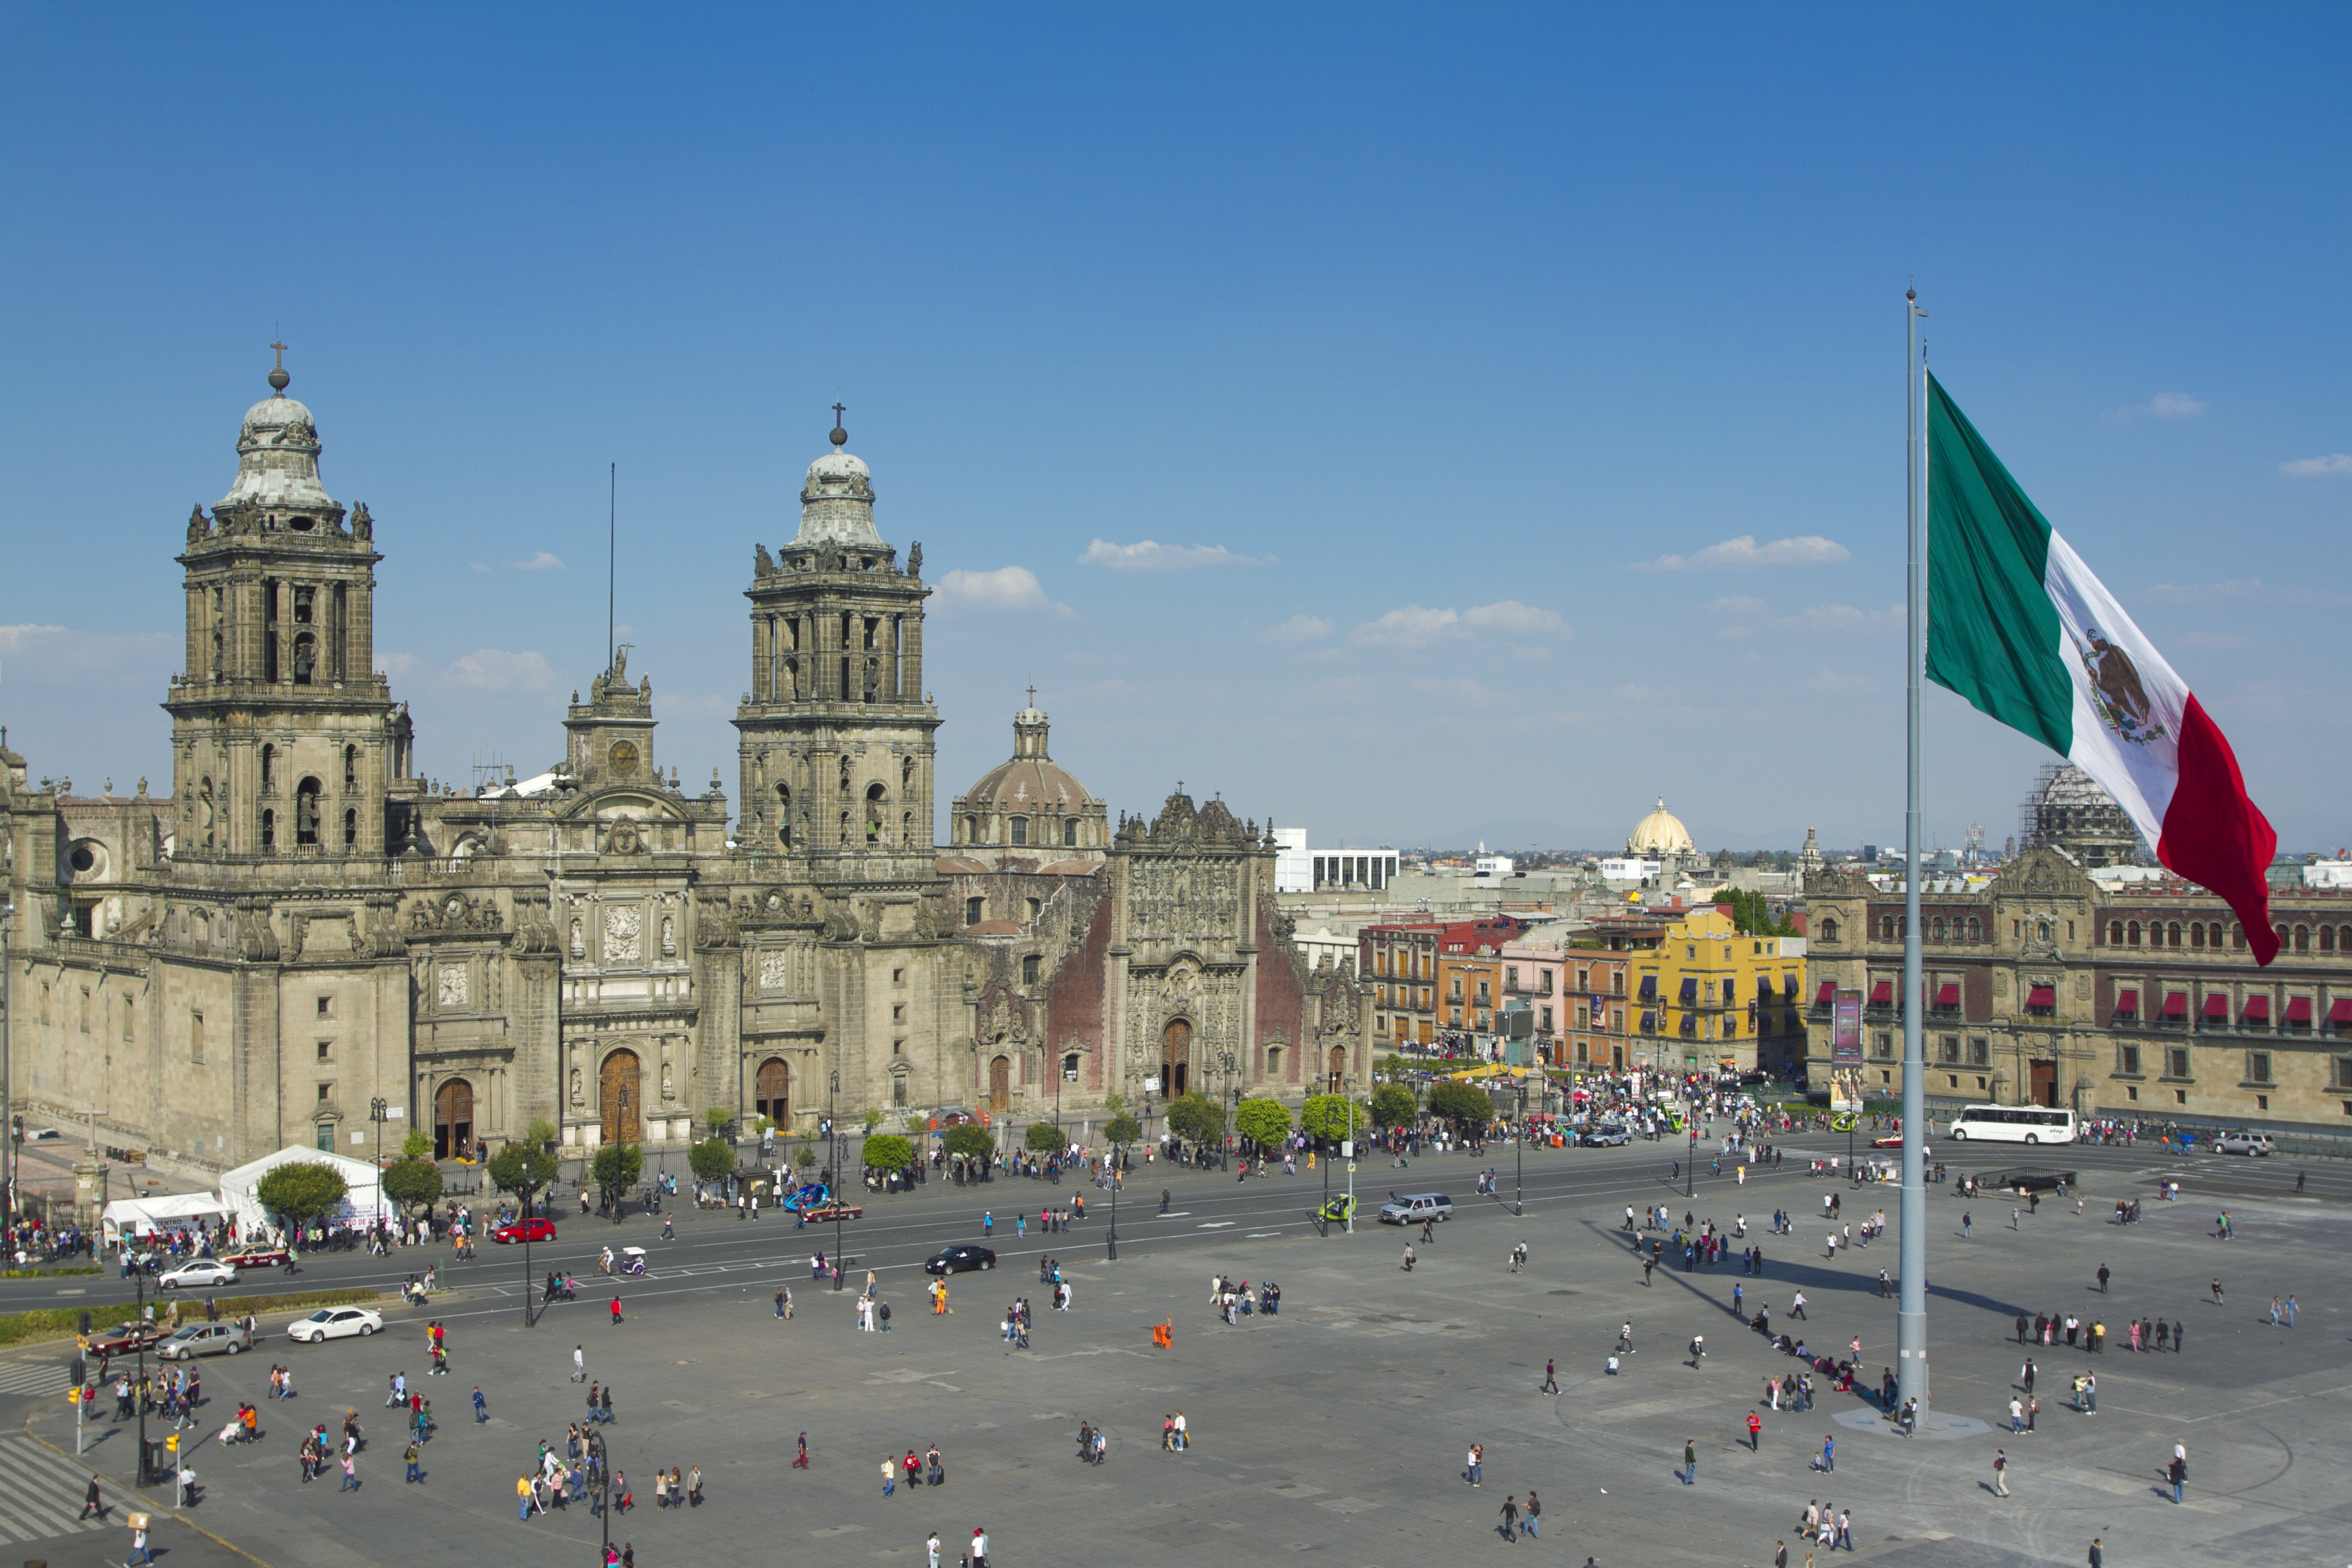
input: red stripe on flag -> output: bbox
[2157,693,2280,966]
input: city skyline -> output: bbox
[3,7,2346,849]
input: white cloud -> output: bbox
[446,648,559,691]
[375,652,421,680]
[0,623,175,686]
[2114,392,2208,422]
[1808,668,1876,693]
[1350,606,1459,647]
[508,551,566,571]
[2282,452,2352,478]
[1463,600,1567,636]
[1633,534,1851,572]
[469,562,491,573]
[1079,539,1270,570]
[935,566,1076,618]
[1265,615,1335,642]
[1509,645,1552,661]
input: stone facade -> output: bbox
[1802,847,2352,1134]
[0,369,1364,1180]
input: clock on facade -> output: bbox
[609,739,640,776]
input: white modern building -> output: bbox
[1272,828,1400,895]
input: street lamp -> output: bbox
[828,1070,844,1290]
[589,1428,610,1562]
[1106,1131,1122,1262]
[1514,1082,1527,1217]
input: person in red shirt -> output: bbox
[1748,1411,1763,1451]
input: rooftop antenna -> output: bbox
[607,462,616,674]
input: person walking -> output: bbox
[2022,1357,2036,1395]
[2286,1295,2298,1327]
[926,1531,942,1568]
[80,1473,103,1521]
[1541,1359,1558,1395]
[881,1456,896,1496]
[1682,1438,1697,1485]
[1835,1509,1852,1552]
[1962,1210,1973,1237]
[1523,1489,1540,1538]
[2210,1276,2224,1305]
[2167,1451,2186,1504]
[573,1345,586,1382]
[1498,1494,1520,1542]
[1748,1411,1763,1451]
[403,1437,422,1483]
[2008,1397,2024,1434]
[1991,1449,2009,1497]
[340,1450,360,1492]
[126,1520,152,1567]
[2088,1539,2103,1568]
[2096,1263,2109,1293]
[610,1295,624,1325]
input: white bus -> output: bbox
[1945,1105,2076,1145]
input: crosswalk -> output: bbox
[0,1360,74,1397]
[0,1436,109,1541]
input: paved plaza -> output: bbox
[2,1138,2347,1567]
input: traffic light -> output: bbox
[78,1311,92,1336]
[10,1115,21,1144]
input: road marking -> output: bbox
[1197,1222,1236,1230]
[0,1435,108,1541]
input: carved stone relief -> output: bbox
[605,906,642,963]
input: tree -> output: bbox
[381,1157,443,1215]
[1719,886,1794,938]
[705,1107,734,1137]
[1162,1091,1225,1146]
[1426,1080,1498,1131]
[590,1142,645,1215]
[1024,1121,1065,1155]
[1104,1112,1143,1146]
[1299,1093,1362,1143]
[399,1128,434,1162]
[1371,1082,1418,1129]
[687,1138,736,1185]
[795,1143,816,1169]
[1234,1097,1292,1149]
[861,1133,913,1172]
[488,1139,560,1213]
[255,1161,348,1231]
[862,1107,886,1134]
[941,1123,995,1161]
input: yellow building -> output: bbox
[1628,907,1809,1078]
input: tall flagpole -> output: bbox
[1898,288,1930,1419]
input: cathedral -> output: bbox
[0,362,1362,1181]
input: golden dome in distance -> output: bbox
[1627,796,1696,857]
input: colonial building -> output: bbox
[1802,843,2352,1132]
[1,364,1362,1186]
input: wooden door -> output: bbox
[2029,1058,2057,1108]
[755,1057,791,1126]
[1161,1019,1192,1099]
[433,1078,474,1160]
[600,1048,642,1143]
[1327,1045,1347,1094]
[988,1054,1011,1114]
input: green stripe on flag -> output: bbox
[1926,374,2074,756]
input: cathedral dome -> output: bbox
[950,699,1107,856]
[221,368,335,512]
[1627,796,1696,857]
[794,442,884,548]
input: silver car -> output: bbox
[2215,1132,2275,1157]
[159,1322,253,1360]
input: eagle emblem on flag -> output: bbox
[2073,627,2168,746]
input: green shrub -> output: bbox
[1024,1121,1065,1154]
[861,1134,913,1172]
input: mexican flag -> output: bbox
[1925,373,2279,965]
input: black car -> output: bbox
[923,1244,996,1275]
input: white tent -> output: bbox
[217,1145,392,1237]
[100,1192,232,1244]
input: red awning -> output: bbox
[2027,984,2056,1008]
[2202,993,2228,1019]
[2242,995,2270,1021]
[2330,999,2352,1025]
[1869,981,1893,1004]
[1935,983,1960,1008]
[1815,981,1836,1005]
[2114,988,2139,1014]
[2285,996,2311,1022]
[2161,991,2188,1016]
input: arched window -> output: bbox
[1819,917,1838,942]
[344,745,358,790]
[1968,917,1982,943]
[2108,920,2123,946]
[965,896,985,926]
[2128,921,2141,946]
[2167,922,2181,947]
[1880,915,1895,940]
[901,810,913,844]
[2294,924,2310,953]
[343,808,358,848]
[2190,922,2205,949]
[261,744,276,792]
[295,777,322,846]
[2340,925,2352,955]
[2321,925,2335,953]
[2037,921,2051,944]
[866,782,887,844]
[1009,816,1029,847]
[261,808,275,849]
[2212,924,2226,949]
[2275,923,2292,951]
[963,815,978,843]
[777,783,792,848]
[1930,916,1944,941]
[2231,923,2245,950]
[292,630,318,685]
[1064,818,1079,848]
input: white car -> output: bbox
[157,1259,238,1290]
[286,1306,382,1344]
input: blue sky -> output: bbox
[3,5,2347,853]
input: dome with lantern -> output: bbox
[947,694,1107,863]
[1627,796,1696,858]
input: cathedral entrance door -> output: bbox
[433,1078,474,1160]
[1161,1019,1192,1100]
[988,1055,1011,1115]
[2028,1057,2058,1108]
[1327,1045,1347,1095]
[600,1048,642,1143]
[756,1057,791,1126]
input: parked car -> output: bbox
[492,1218,558,1244]
[86,1322,163,1358]
[220,1246,292,1269]
[286,1306,383,1343]
[1376,1193,1455,1225]
[157,1259,238,1290]
[927,1106,991,1130]
[2215,1132,2275,1157]
[1578,1125,1631,1148]
[159,1322,253,1360]
[923,1244,996,1275]
[1317,1194,1356,1223]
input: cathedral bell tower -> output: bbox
[163,350,397,861]
[733,411,938,878]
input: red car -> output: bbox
[221,1247,292,1269]
[492,1218,558,1244]
[86,1321,163,1358]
